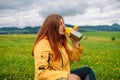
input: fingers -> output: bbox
[67,74,81,80]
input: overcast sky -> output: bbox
[0,0,120,28]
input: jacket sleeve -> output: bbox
[34,41,69,80]
[68,43,83,61]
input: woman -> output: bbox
[32,14,96,80]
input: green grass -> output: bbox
[0,32,120,80]
[0,34,36,80]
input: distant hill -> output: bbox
[0,26,40,34]
[78,23,120,32]
[0,23,120,34]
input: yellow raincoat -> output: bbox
[34,37,83,80]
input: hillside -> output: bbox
[0,26,40,34]
[0,23,120,34]
[78,23,120,32]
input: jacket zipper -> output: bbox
[60,53,64,68]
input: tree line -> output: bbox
[0,23,120,34]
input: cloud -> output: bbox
[0,0,120,27]
[0,0,33,10]
[38,0,89,17]
[0,0,89,16]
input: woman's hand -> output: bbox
[67,74,81,80]
[69,37,80,48]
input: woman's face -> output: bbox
[58,18,65,35]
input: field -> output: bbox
[0,32,120,80]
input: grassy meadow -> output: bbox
[0,32,120,80]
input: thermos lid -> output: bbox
[65,27,72,36]
[73,25,78,31]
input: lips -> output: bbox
[63,29,65,32]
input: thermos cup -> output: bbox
[65,25,83,41]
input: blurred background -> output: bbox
[0,0,120,80]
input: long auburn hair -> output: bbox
[32,14,71,60]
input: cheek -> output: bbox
[59,26,62,31]
[58,27,64,34]
[60,27,64,32]
[58,28,61,34]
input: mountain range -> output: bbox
[0,23,120,34]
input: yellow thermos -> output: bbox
[65,25,83,41]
